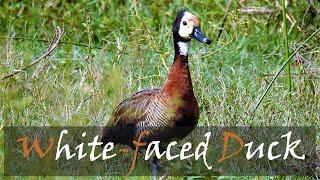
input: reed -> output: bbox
[282,0,291,101]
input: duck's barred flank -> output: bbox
[100,11,211,176]
[115,89,175,142]
[100,55,199,149]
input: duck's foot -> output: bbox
[159,168,169,180]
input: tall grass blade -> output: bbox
[282,0,291,101]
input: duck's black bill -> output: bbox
[191,27,211,45]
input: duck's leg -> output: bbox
[151,156,160,179]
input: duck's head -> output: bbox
[172,10,211,56]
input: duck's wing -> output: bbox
[100,88,162,146]
[112,88,162,124]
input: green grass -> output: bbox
[0,0,320,178]
[281,0,292,102]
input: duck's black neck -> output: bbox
[173,35,190,58]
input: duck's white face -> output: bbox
[173,10,211,56]
[178,11,200,40]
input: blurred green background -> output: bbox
[0,0,319,178]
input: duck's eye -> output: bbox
[183,21,187,26]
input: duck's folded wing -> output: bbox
[111,88,161,124]
[100,88,161,146]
